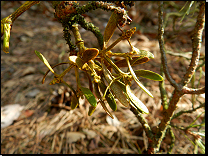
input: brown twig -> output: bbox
[152,1,205,153]
[157,1,179,89]
[182,86,205,94]
[180,2,205,86]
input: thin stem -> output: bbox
[158,1,178,89]
[182,86,205,94]
[172,102,205,119]
[71,24,86,56]
[159,63,168,110]
[180,2,205,86]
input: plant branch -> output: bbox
[159,64,168,110]
[182,86,205,94]
[158,1,179,89]
[129,106,155,153]
[172,102,205,119]
[180,2,205,86]
[167,126,175,154]
[76,14,103,49]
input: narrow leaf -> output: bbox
[132,46,154,59]
[80,87,97,107]
[100,100,114,119]
[98,81,117,111]
[126,85,149,114]
[134,70,163,81]
[94,82,114,118]
[103,12,119,47]
[71,94,79,110]
[35,50,55,74]
[114,57,149,67]
[101,61,129,107]
[88,106,96,116]
[126,57,153,98]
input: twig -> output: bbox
[159,64,168,110]
[182,86,205,94]
[76,14,103,49]
[153,2,205,153]
[180,2,205,86]
[158,2,179,89]
[172,103,205,119]
[129,105,154,152]
[167,126,175,154]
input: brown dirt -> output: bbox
[1,1,205,154]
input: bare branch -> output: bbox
[180,2,205,86]
[182,86,205,94]
[158,1,179,89]
[172,103,205,119]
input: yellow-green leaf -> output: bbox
[88,106,96,116]
[98,81,117,111]
[134,70,163,81]
[80,87,97,107]
[35,50,55,74]
[68,56,78,64]
[114,57,149,68]
[71,94,79,110]
[132,46,154,59]
[103,12,120,47]
[126,85,149,114]
[101,61,129,107]
[126,57,153,98]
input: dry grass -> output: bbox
[1,1,205,154]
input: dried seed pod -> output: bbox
[126,85,149,114]
[101,61,129,107]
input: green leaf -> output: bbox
[88,106,96,116]
[132,46,154,59]
[126,57,153,98]
[126,85,149,114]
[80,87,97,107]
[94,82,114,118]
[101,61,129,107]
[98,81,117,111]
[103,12,119,47]
[35,50,55,74]
[71,94,79,110]
[134,70,163,81]
[195,138,205,154]
[114,57,149,67]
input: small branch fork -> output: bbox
[144,1,205,153]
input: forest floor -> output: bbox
[1,1,205,154]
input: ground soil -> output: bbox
[1,1,205,154]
